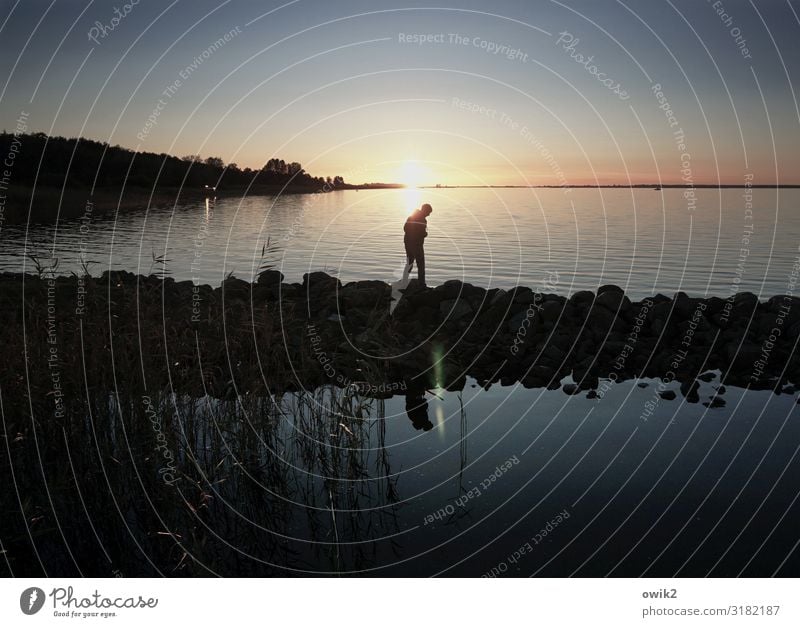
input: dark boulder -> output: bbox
[595,289,631,313]
[303,271,341,294]
[440,298,473,321]
[257,269,284,287]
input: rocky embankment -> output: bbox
[2,270,799,403]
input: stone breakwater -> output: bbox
[2,270,800,404]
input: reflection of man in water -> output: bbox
[403,203,432,287]
[405,391,433,431]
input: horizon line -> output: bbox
[410,183,800,189]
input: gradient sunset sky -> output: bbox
[1,0,798,186]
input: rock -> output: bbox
[12,269,800,400]
[680,380,700,403]
[256,269,284,287]
[733,291,759,310]
[440,298,473,320]
[540,299,565,323]
[489,289,507,306]
[542,342,566,363]
[672,292,699,318]
[222,276,250,296]
[506,310,528,333]
[562,383,580,395]
[462,284,488,307]
[595,289,631,313]
[569,290,595,308]
[303,271,341,293]
[587,306,628,336]
[703,396,726,408]
[597,284,625,296]
[490,290,515,310]
[402,286,442,309]
[341,281,390,310]
[726,342,762,370]
[704,296,727,316]
[435,279,465,299]
[513,288,536,304]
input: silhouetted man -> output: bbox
[403,203,432,287]
[405,391,433,431]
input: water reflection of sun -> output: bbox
[403,187,422,213]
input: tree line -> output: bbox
[0,132,346,191]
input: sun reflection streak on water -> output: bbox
[435,402,445,441]
[403,186,422,213]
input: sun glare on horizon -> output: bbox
[400,160,427,189]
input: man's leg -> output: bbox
[403,250,414,281]
[417,247,426,286]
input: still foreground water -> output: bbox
[2,188,800,575]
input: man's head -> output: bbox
[420,203,433,216]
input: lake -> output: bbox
[2,187,798,299]
[2,187,799,577]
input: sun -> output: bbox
[400,160,425,189]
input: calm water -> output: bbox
[4,187,800,576]
[2,187,798,299]
[317,376,800,576]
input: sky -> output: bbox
[1,0,799,186]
